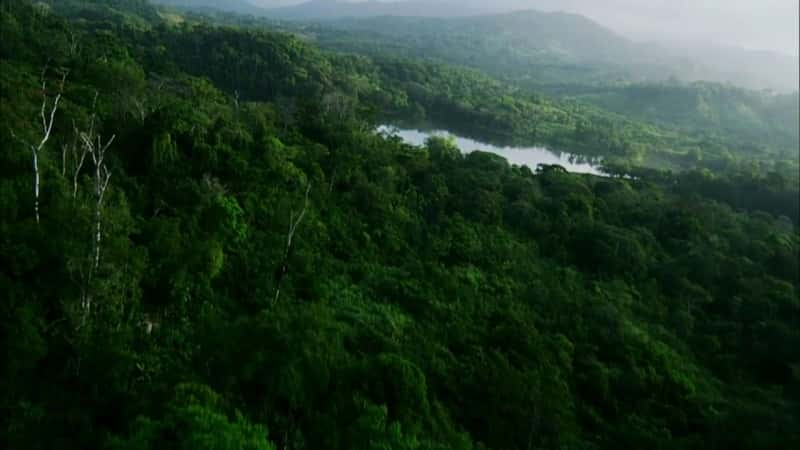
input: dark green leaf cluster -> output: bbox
[1,2,798,450]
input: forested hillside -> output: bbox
[266,0,489,19]
[143,1,800,92]
[153,0,267,15]
[165,7,799,172]
[1,1,798,450]
[552,83,800,161]
[304,12,800,93]
[307,16,799,149]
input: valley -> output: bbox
[1,1,797,450]
[378,125,606,175]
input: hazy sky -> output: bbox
[253,0,800,56]
[494,0,800,56]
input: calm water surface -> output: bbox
[378,125,605,175]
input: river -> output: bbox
[378,125,605,175]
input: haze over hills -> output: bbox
[153,0,267,15]
[156,0,491,18]
[252,0,800,57]
[252,0,491,17]
[266,0,490,19]
[323,12,650,64]
[662,43,799,94]
[157,0,799,92]
[314,11,799,92]
[486,0,800,57]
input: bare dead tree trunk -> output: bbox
[93,160,112,270]
[273,183,312,304]
[69,93,97,198]
[79,130,115,270]
[32,149,40,223]
[67,29,80,58]
[130,97,148,123]
[68,125,88,198]
[61,142,67,177]
[73,99,114,320]
[10,69,66,224]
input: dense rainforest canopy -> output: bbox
[161,4,800,177]
[1,1,798,449]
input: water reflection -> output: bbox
[378,125,605,175]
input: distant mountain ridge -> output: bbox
[314,10,799,92]
[266,0,490,19]
[152,0,266,15]
[148,1,798,92]
[154,0,490,18]
[661,43,799,94]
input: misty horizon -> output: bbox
[250,0,800,57]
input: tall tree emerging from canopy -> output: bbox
[10,67,66,224]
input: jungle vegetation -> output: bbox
[1,1,798,449]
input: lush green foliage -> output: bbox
[554,83,799,160]
[156,6,800,94]
[304,12,799,93]
[154,6,800,176]
[1,1,799,450]
[311,18,798,168]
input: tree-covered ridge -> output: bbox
[551,82,799,159]
[135,1,800,93]
[136,4,799,177]
[302,11,799,92]
[307,19,799,162]
[1,1,798,450]
[152,0,267,16]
